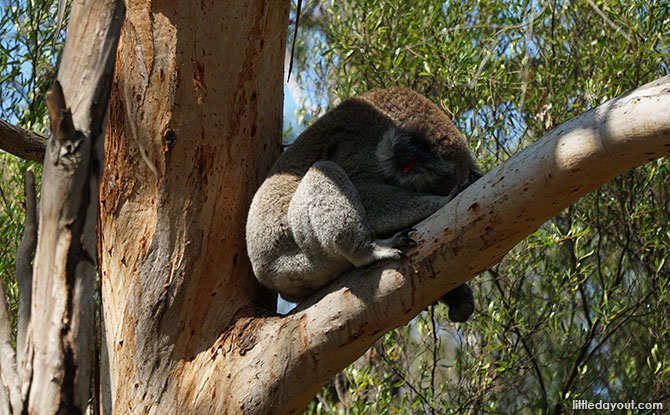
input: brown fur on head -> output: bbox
[272,87,478,189]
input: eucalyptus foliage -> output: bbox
[289,1,669,413]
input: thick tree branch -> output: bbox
[0,120,47,163]
[205,75,670,414]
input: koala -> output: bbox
[246,88,480,322]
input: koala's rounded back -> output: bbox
[273,87,476,185]
[271,98,390,180]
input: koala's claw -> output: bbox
[395,236,416,249]
[390,228,417,250]
[370,229,416,264]
[447,171,483,200]
[392,249,408,261]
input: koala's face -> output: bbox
[376,128,473,196]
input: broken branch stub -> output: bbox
[0,120,47,163]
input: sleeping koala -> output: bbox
[246,88,480,322]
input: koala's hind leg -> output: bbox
[289,161,412,268]
[441,283,475,322]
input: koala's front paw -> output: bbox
[441,283,475,323]
[370,228,416,263]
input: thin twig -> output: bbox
[489,268,549,411]
[16,170,37,374]
[287,0,303,82]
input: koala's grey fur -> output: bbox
[246,88,480,321]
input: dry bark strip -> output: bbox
[27,79,95,414]
[0,0,125,414]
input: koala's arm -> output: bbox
[288,161,414,267]
[355,182,451,236]
[247,161,417,303]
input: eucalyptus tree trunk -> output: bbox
[97,0,289,412]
